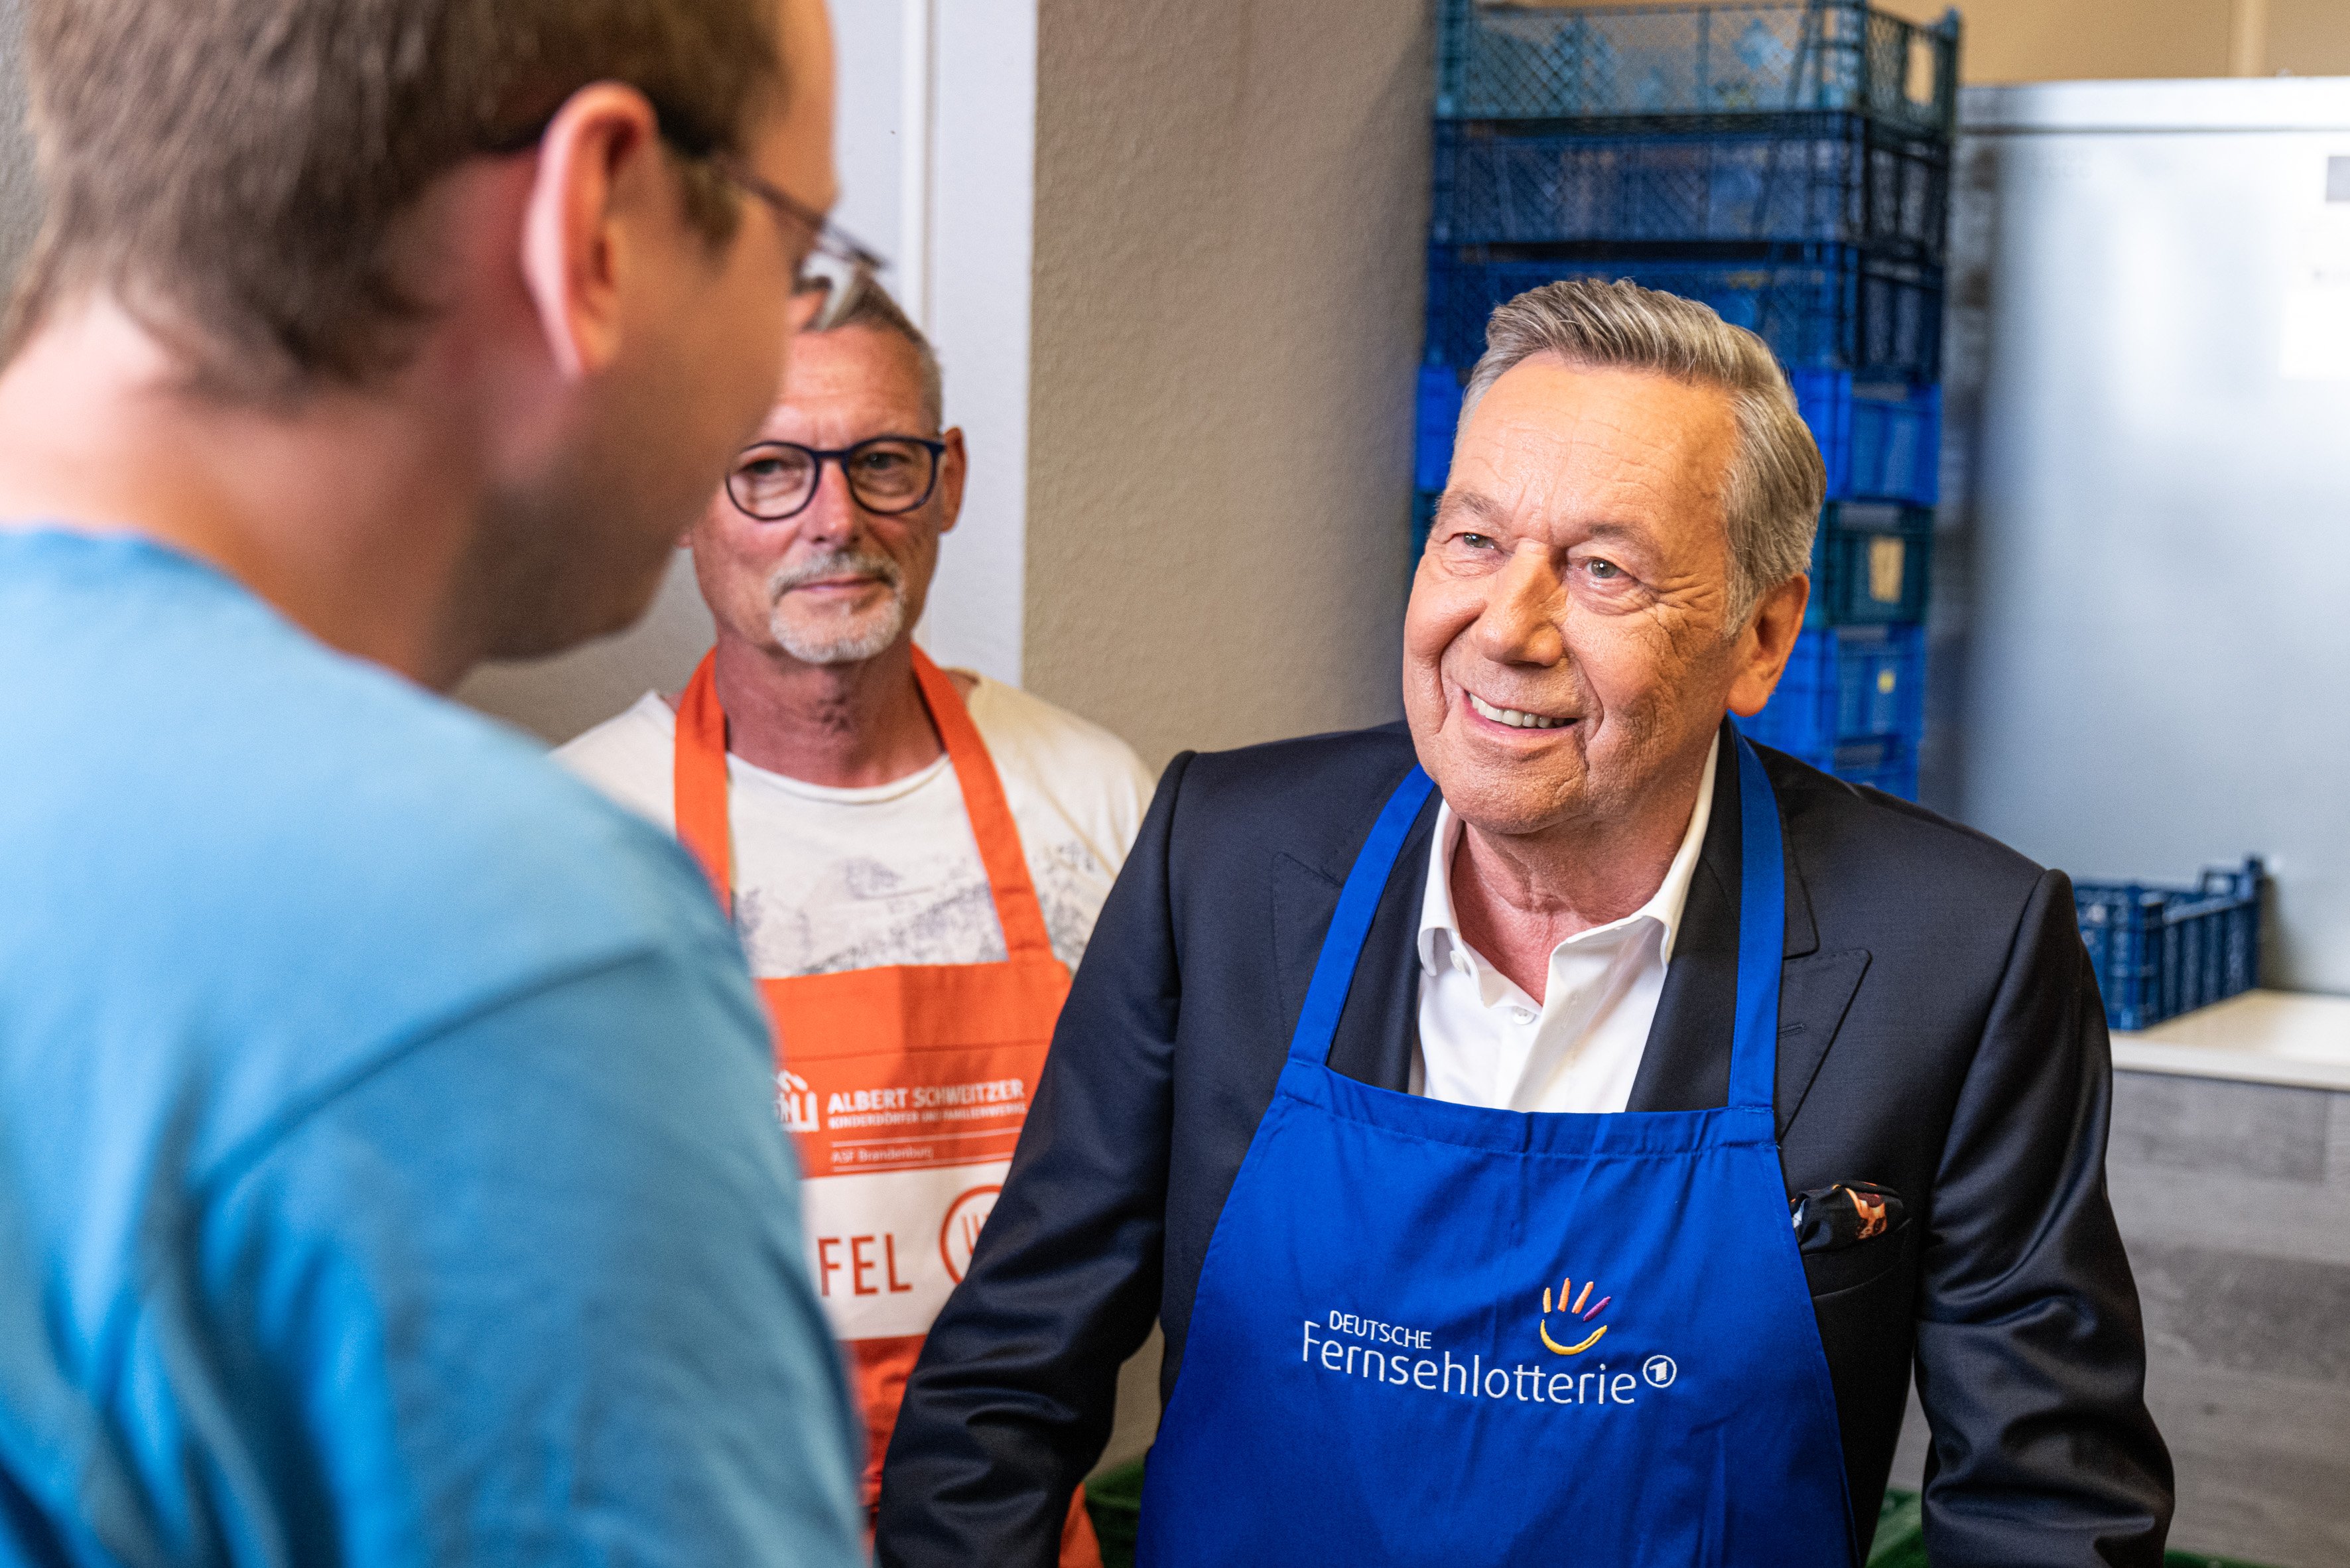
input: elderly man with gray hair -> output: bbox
[878,279,2174,1568]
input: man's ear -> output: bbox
[518,84,667,381]
[681,490,725,553]
[1727,573,1810,718]
[934,426,968,535]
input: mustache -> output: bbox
[767,549,905,601]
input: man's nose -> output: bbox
[795,460,863,546]
[1472,545,1567,667]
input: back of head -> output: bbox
[10,0,783,401]
[1463,277,1826,627]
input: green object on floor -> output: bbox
[1084,1459,1145,1567]
[1090,1472,2279,1567]
[1868,1488,1929,1566]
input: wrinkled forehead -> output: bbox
[1451,356,1736,543]
[750,325,933,442]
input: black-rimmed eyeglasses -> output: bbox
[727,438,948,521]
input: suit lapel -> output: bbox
[1628,725,1868,1132]
[1774,948,1870,1135]
[1270,794,1438,1094]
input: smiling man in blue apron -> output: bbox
[877,279,2176,1567]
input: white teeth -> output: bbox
[1469,692,1569,730]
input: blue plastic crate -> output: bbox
[1426,245,1943,381]
[1829,734,1918,798]
[1415,365,1467,492]
[1790,370,1939,504]
[1433,115,1949,264]
[2075,860,2264,1031]
[1740,731,1918,800]
[1809,501,1931,625]
[1744,621,1924,756]
[1435,0,1961,137]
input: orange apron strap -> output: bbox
[909,646,1056,962]
[671,651,736,919]
[671,643,1049,960]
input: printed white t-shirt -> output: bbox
[556,675,1157,977]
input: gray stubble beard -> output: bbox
[766,549,909,665]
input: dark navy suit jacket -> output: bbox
[877,720,2173,1567]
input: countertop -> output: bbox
[2111,989,2350,1092]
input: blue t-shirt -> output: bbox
[0,530,864,1566]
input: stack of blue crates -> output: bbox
[1415,0,1960,801]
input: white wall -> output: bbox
[912,0,1038,688]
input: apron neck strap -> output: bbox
[673,649,736,918]
[1288,766,1436,1066]
[907,645,1057,961]
[668,645,1057,963]
[1726,729,1786,1113]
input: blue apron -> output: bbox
[1137,735,1852,1566]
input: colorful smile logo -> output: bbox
[1539,1275,1613,1356]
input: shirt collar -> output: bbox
[1415,732,1719,976]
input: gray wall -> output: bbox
[1892,1070,2350,1568]
[1023,0,1431,771]
[0,0,36,287]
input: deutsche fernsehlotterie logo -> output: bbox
[1289,1268,1678,1413]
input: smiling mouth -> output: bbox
[788,574,885,594]
[1467,691,1575,731]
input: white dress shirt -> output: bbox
[1411,736,1718,1114]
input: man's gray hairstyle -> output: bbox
[826,281,944,431]
[1460,277,1825,626]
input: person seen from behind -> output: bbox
[0,0,868,1562]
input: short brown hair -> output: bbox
[8,0,785,400]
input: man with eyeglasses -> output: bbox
[560,283,1153,1557]
[0,0,875,1563]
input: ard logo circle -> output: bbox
[939,1185,1002,1283]
[1643,1354,1677,1389]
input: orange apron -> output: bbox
[673,646,1102,1564]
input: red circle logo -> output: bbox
[940,1185,1002,1283]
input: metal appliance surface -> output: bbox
[1949,78,2350,994]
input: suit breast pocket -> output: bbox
[1801,1229,1910,1299]
[1793,1181,1912,1299]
